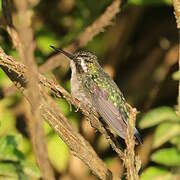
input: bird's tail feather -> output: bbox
[135,129,143,145]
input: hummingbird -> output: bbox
[50,46,142,144]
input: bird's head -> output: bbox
[50,46,100,74]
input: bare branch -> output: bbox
[12,0,55,179]
[39,0,124,73]
[123,107,140,180]
[144,45,178,110]
[2,0,24,59]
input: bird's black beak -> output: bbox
[50,45,75,60]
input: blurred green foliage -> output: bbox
[129,0,171,5]
[47,134,69,172]
[0,135,41,179]
[140,166,173,180]
[36,29,60,55]
[172,70,180,80]
[139,106,180,179]
[139,106,180,129]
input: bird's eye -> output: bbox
[84,59,92,63]
[79,54,88,58]
[77,55,92,63]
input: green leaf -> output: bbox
[129,0,171,5]
[172,70,180,80]
[0,162,18,179]
[17,137,31,156]
[170,136,180,150]
[139,106,180,129]
[44,121,53,136]
[0,135,24,162]
[0,98,19,135]
[151,148,180,166]
[0,136,41,179]
[0,69,10,85]
[153,123,180,149]
[21,160,41,178]
[140,166,172,180]
[48,134,69,172]
[0,109,16,135]
[56,98,70,116]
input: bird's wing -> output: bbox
[89,84,127,139]
[88,82,142,144]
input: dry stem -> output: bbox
[144,45,178,110]
[2,0,24,59]
[9,0,55,179]
[123,107,140,180]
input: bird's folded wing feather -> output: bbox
[84,78,143,144]
[90,85,127,139]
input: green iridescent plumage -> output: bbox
[82,64,129,120]
[77,52,129,120]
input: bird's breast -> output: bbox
[70,61,92,106]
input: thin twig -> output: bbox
[144,45,178,110]
[39,0,124,73]
[172,0,180,114]
[12,1,55,179]
[2,0,24,59]
[123,107,140,180]
[0,47,112,180]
